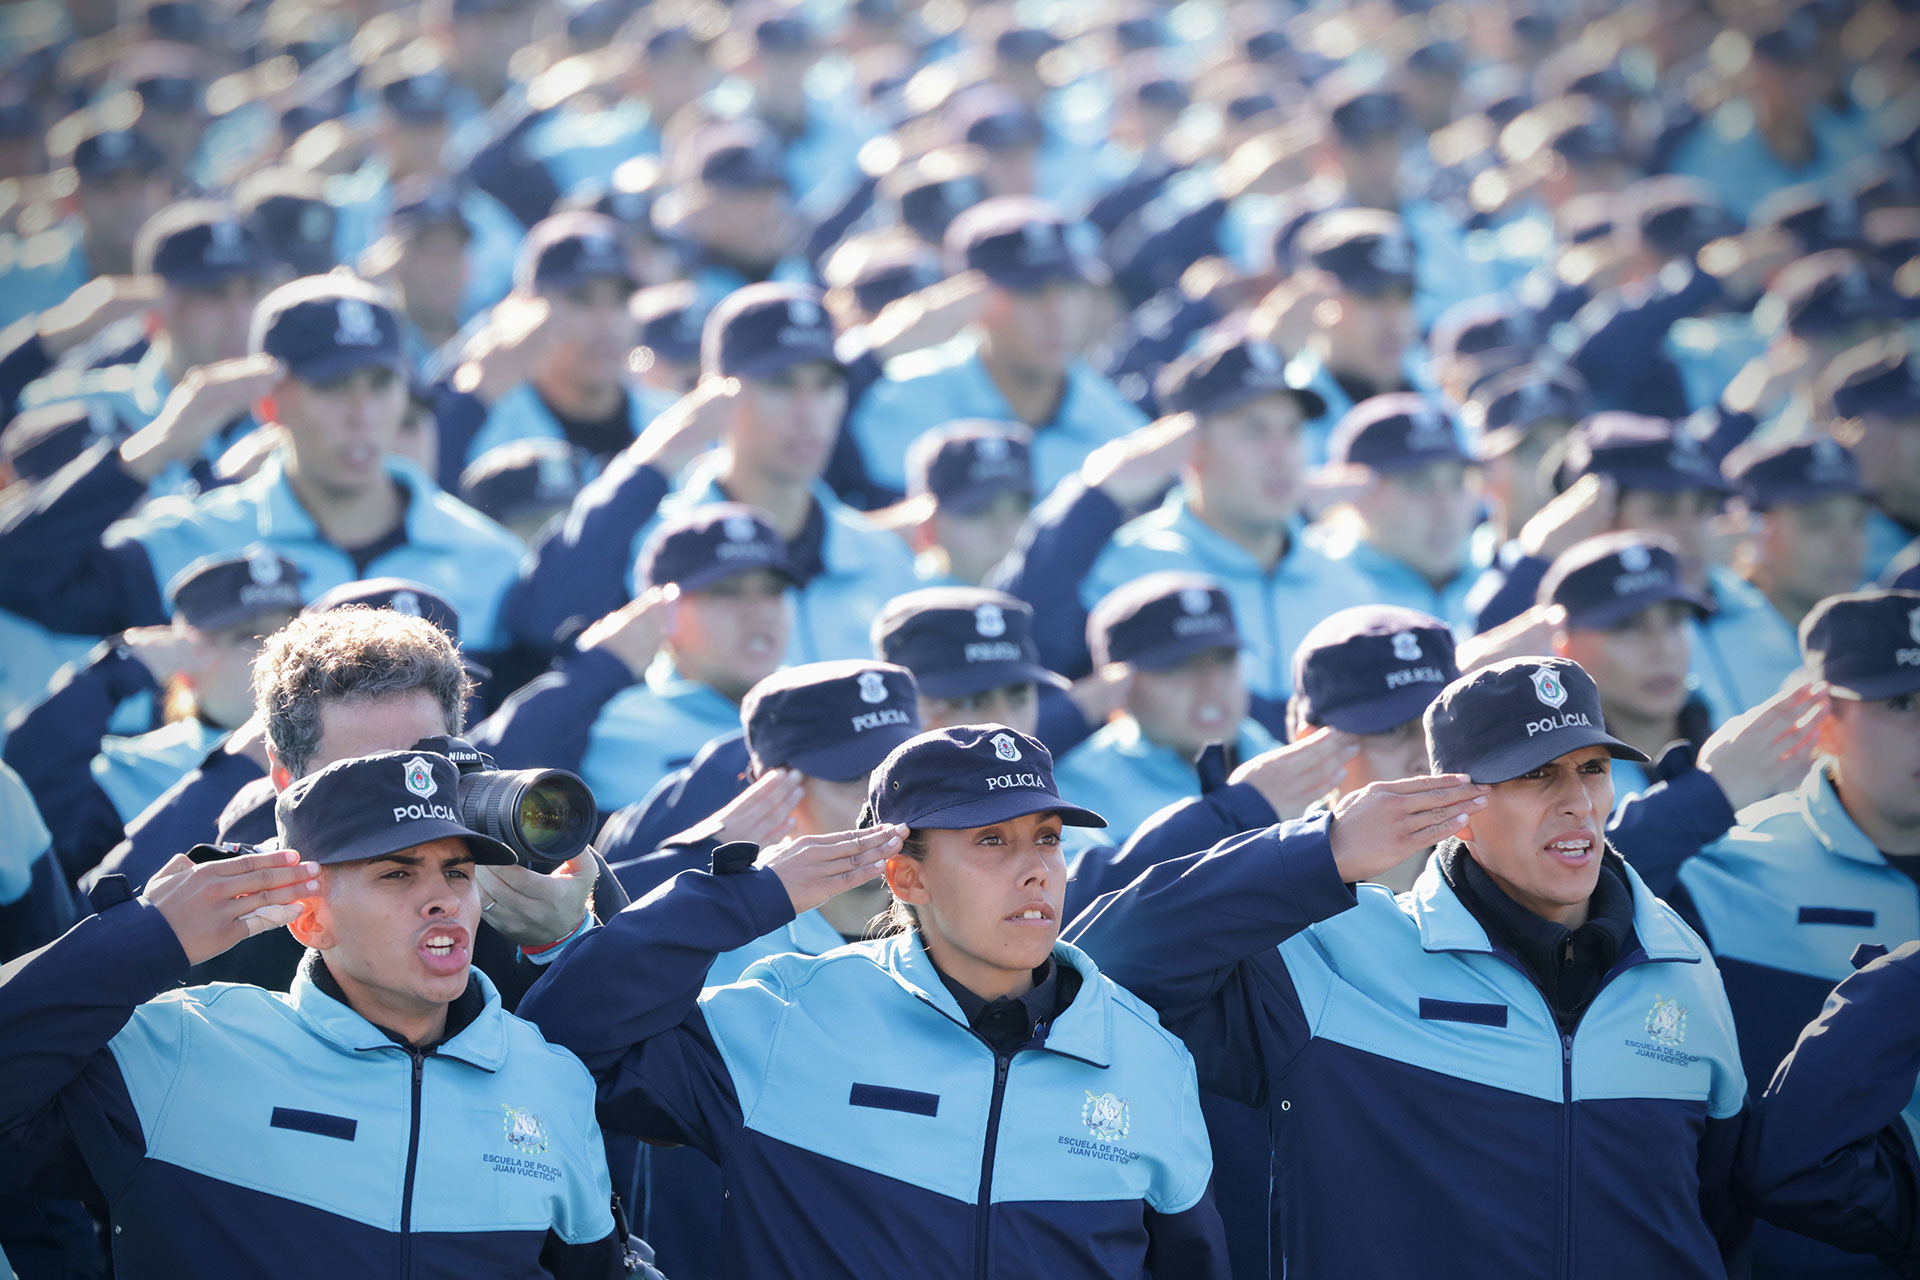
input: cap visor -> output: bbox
[317,817,519,867]
[1601,467,1733,496]
[938,481,1036,516]
[1194,382,1328,422]
[1463,727,1651,785]
[1367,445,1475,474]
[785,723,924,783]
[908,790,1107,830]
[1822,669,1920,701]
[1123,634,1244,672]
[912,661,1067,699]
[725,347,843,381]
[1318,686,1443,735]
[674,560,802,594]
[163,263,269,289]
[1339,273,1416,299]
[290,348,410,385]
[1564,583,1713,631]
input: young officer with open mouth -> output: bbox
[520,723,1229,1278]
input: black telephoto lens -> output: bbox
[455,768,596,873]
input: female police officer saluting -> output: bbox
[519,724,1229,1279]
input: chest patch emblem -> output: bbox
[1644,995,1688,1048]
[1083,1091,1130,1142]
[502,1105,549,1155]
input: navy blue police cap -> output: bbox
[136,203,269,287]
[1296,208,1415,297]
[1562,413,1732,495]
[744,660,922,782]
[388,177,472,239]
[630,281,706,364]
[561,156,662,227]
[1767,250,1904,339]
[277,750,517,866]
[303,577,463,639]
[1241,24,1291,62]
[1430,298,1537,366]
[1753,4,1823,63]
[165,547,304,631]
[458,440,591,527]
[1467,365,1589,458]
[1329,394,1470,474]
[683,120,787,191]
[1542,98,1629,167]
[994,25,1063,65]
[514,212,636,294]
[1226,89,1281,125]
[378,66,454,122]
[1825,335,1920,418]
[1424,656,1650,784]
[1292,605,1458,735]
[1320,75,1406,146]
[0,97,34,140]
[1728,436,1864,509]
[905,420,1034,513]
[251,276,407,384]
[637,503,797,592]
[143,0,207,45]
[1133,73,1189,114]
[945,196,1097,292]
[1088,572,1241,670]
[751,10,817,52]
[0,400,129,481]
[1752,183,1862,253]
[847,240,944,314]
[873,587,1060,699]
[861,724,1104,830]
[1800,588,1920,699]
[1157,328,1326,419]
[1629,177,1739,259]
[950,87,1045,152]
[890,159,988,243]
[135,74,198,115]
[71,121,166,180]
[1538,532,1712,631]
[1406,36,1465,78]
[240,178,338,276]
[701,281,839,379]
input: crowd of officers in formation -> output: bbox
[0,0,1918,1273]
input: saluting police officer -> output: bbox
[1070,657,1773,1276]
[0,750,630,1276]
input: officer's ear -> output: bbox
[885,849,932,909]
[287,872,335,950]
[267,746,293,793]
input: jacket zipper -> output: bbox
[1558,1033,1574,1280]
[974,1053,1012,1280]
[400,1048,426,1280]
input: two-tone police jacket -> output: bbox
[0,886,626,1278]
[1067,812,1756,1278]
[517,864,1230,1280]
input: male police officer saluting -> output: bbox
[1070,657,1778,1276]
[0,750,629,1277]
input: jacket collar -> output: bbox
[252,449,456,550]
[287,948,509,1070]
[880,930,1114,1068]
[1405,843,1704,963]
[1798,763,1893,867]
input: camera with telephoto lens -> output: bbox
[409,735,597,874]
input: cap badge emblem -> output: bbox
[1179,587,1212,616]
[857,670,889,704]
[1018,220,1058,263]
[248,552,281,584]
[1391,631,1422,662]
[723,514,756,542]
[974,603,1006,637]
[390,590,422,617]
[991,732,1021,761]
[1519,380,1553,418]
[334,298,382,346]
[1531,665,1569,710]
[209,220,242,253]
[299,204,332,242]
[96,131,130,159]
[788,298,822,330]
[1909,605,1920,646]
[1644,995,1688,1048]
[502,1105,549,1155]
[1082,1091,1130,1142]
[1247,340,1282,373]
[1618,543,1652,573]
[538,451,574,494]
[974,434,1009,462]
[403,756,438,799]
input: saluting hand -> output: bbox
[1082,413,1196,509]
[1326,775,1488,884]
[1696,678,1827,813]
[1230,727,1360,821]
[629,375,741,477]
[120,355,284,484]
[758,825,907,916]
[144,848,319,967]
[577,586,680,680]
